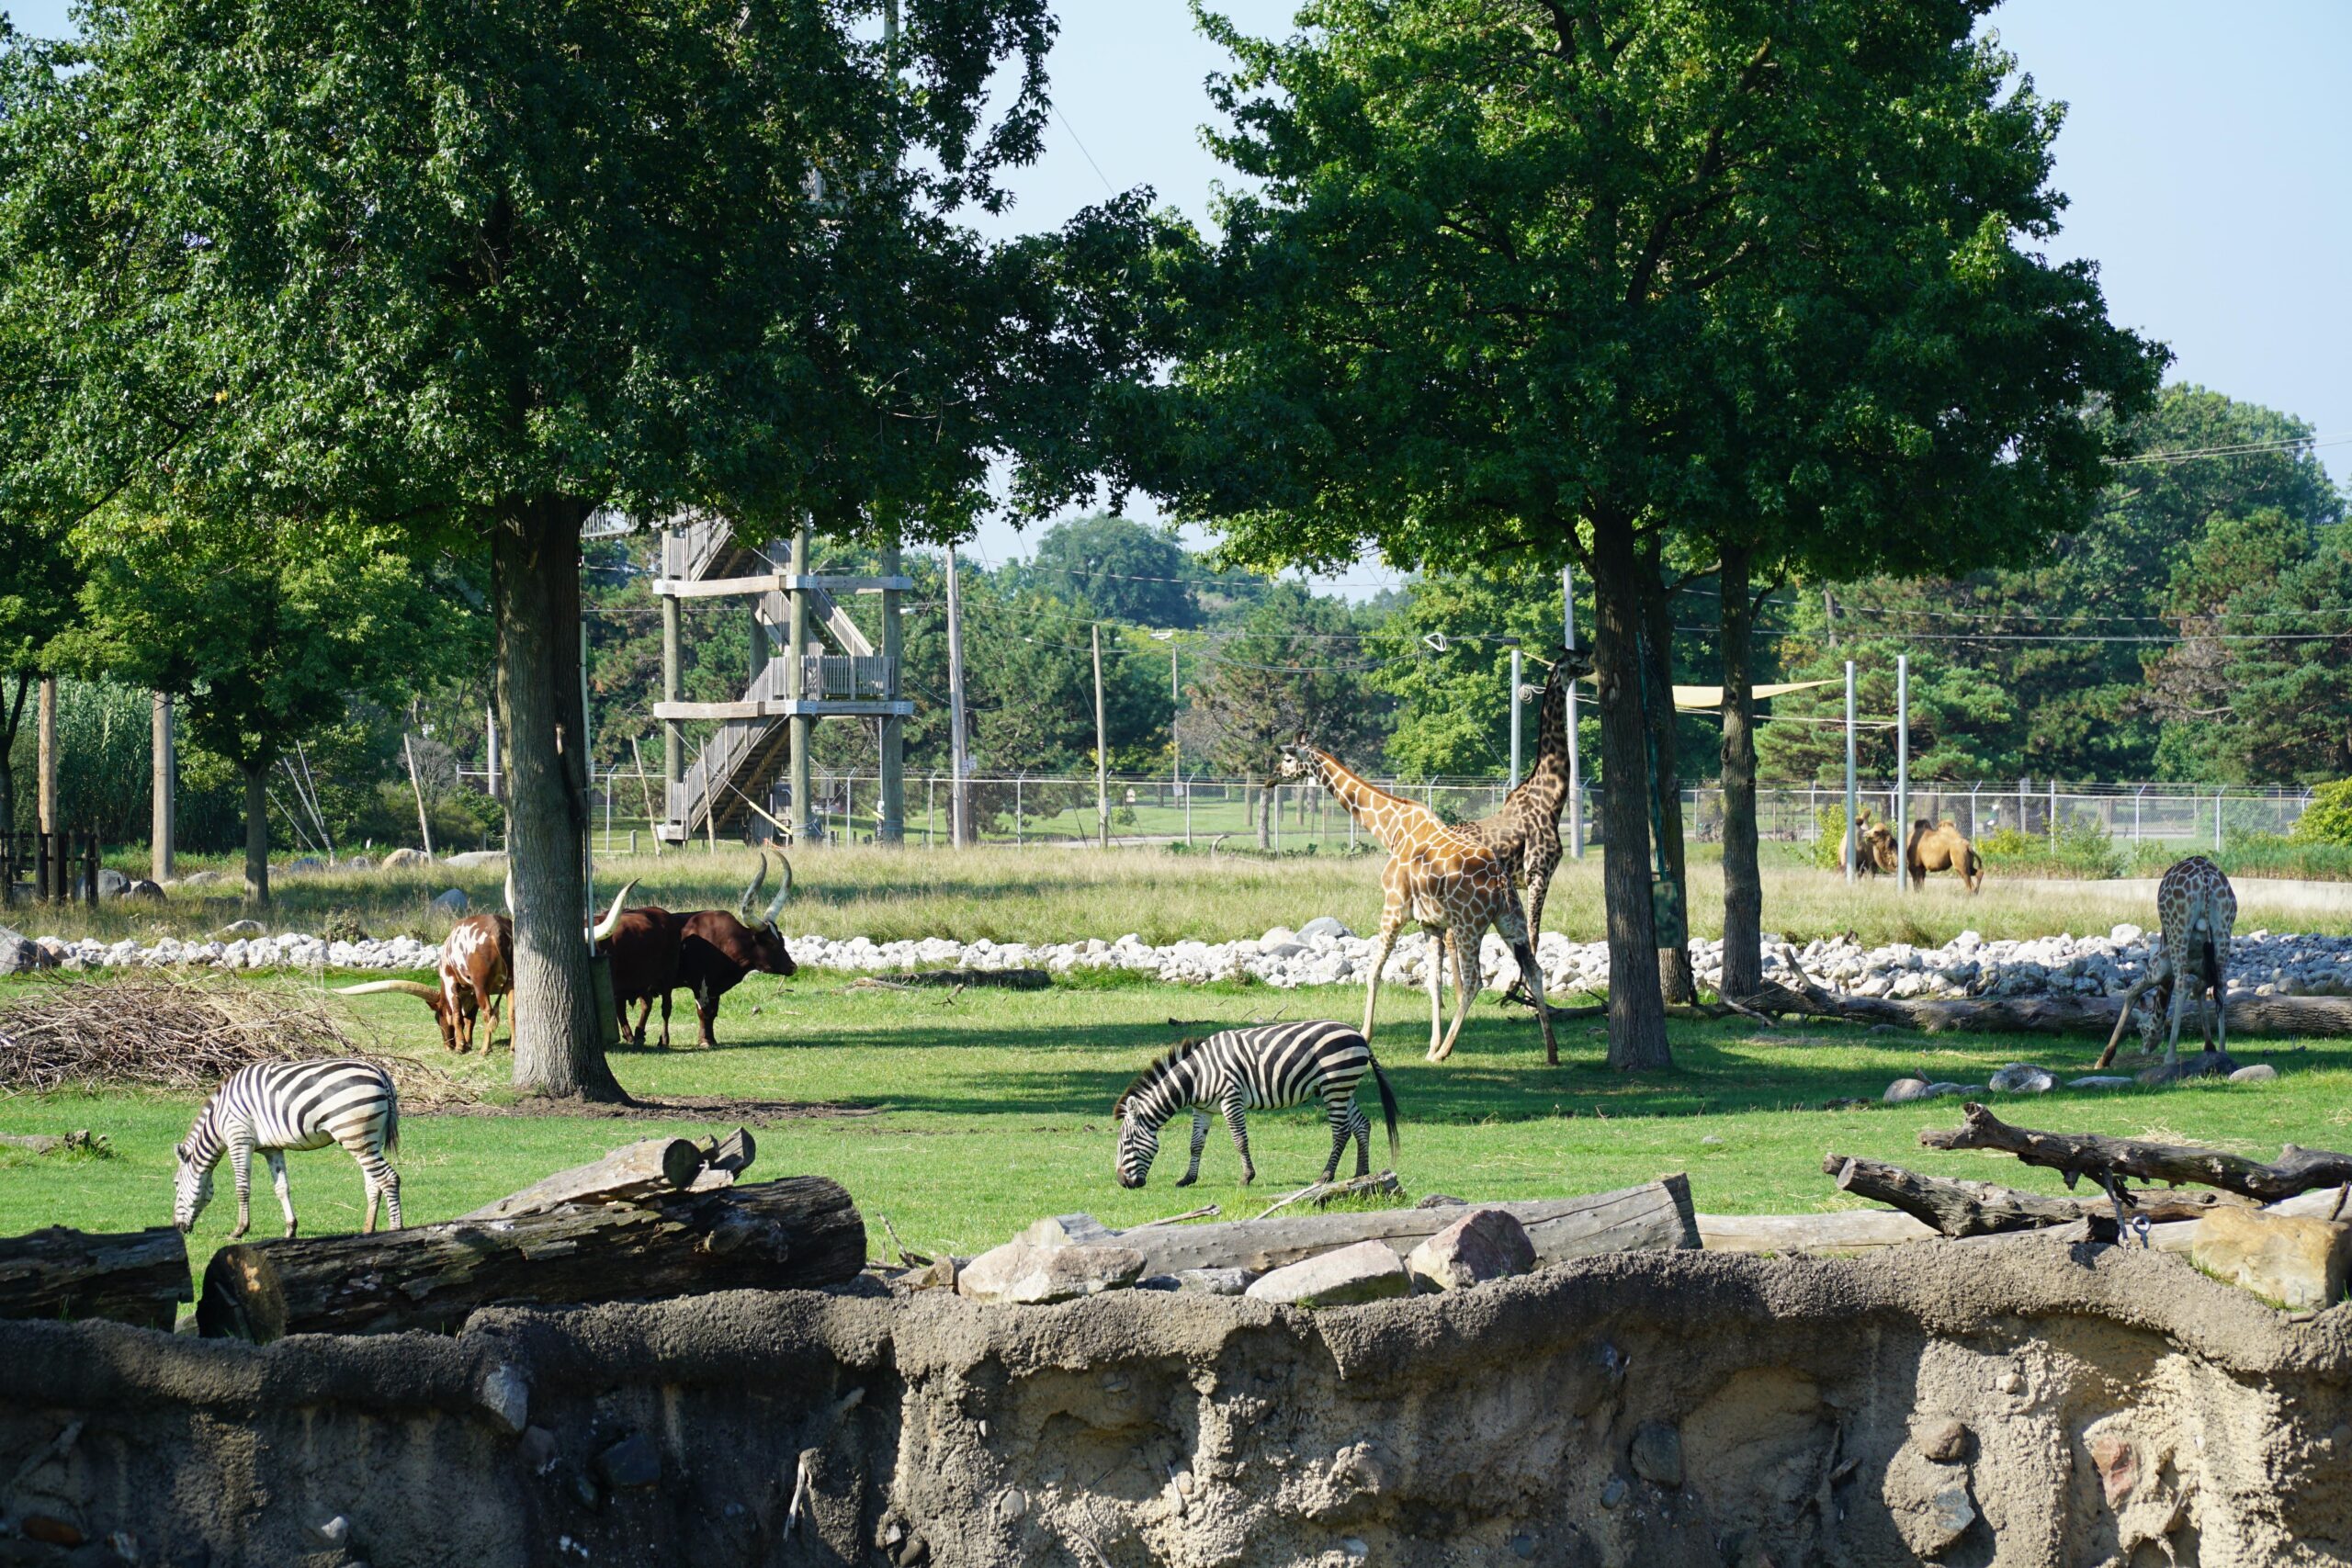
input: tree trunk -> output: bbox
[0,1225,191,1330]
[198,1175,864,1342]
[1587,520,1670,1070]
[1255,776,1271,850]
[1822,1153,2230,1236]
[1718,544,1763,1000]
[241,759,271,906]
[1639,557,1696,1004]
[0,671,26,837]
[495,494,626,1102]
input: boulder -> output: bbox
[595,1432,661,1489]
[1406,1207,1535,1292]
[1015,1213,1119,1248]
[2227,1063,2278,1084]
[1883,1077,1931,1104]
[1245,1239,1409,1307]
[2189,1205,2352,1311]
[285,856,326,875]
[1628,1423,1682,1488]
[2138,1051,2237,1086]
[95,867,130,898]
[122,878,165,902]
[1916,1417,1970,1464]
[1299,916,1356,942]
[956,1242,1148,1305]
[444,850,508,869]
[217,919,265,937]
[2068,1076,2135,1090]
[381,847,432,871]
[1987,1063,2054,1094]
[0,926,52,975]
[1258,925,1306,957]
[431,888,469,915]
[343,854,377,872]
[176,869,223,887]
[1883,1445,1975,1558]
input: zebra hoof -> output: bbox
[1175,1175,1196,1189]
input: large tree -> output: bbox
[1026,514,1202,628]
[1133,0,2160,1067]
[1,1,1139,1099]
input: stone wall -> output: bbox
[3,1243,2347,1567]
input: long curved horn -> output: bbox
[592,880,635,944]
[763,855,793,925]
[738,852,769,919]
[335,979,442,1001]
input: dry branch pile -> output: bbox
[0,975,469,1106]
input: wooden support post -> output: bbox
[628,736,662,856]
[403,734,435,857]
[82,829,96,908]
[36,674,57,845]
[787,523,813,845]
[878,539,905,844]
[1092,622,1109,850]
[945,542,971,846]
[151,691,175,882]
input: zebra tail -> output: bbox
[1370,1051,1400,1168]
[383,1081,401,1156]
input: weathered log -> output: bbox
[1823,1153,2233,1237]
[1748,974,2352,1039]
[458,1135,712,1222]
[199,1176,864,1342]
[1917,1102,2352,1204]
[1695,1209,1933,1253]
[700,1127,756,1175]
[1115,1176,1697,1276]
[0,1225,190,1330]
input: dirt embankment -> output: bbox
[3,1243,2348,1567]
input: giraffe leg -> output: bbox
[1362,903,1405,1043]
[1425,927,1450,1060]
[1510,933,1555,1065]
[1433,923,1476,1062]
[1177,1109,1210,1188]
[2163,949,2192,1067]
[266,1149,296,1238]
[2211,936,2230,1058]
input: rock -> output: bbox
[1883,1447,1974,1557]
[1923,1082,1981,1100]
[2190,1205,2352,1311]
[176,869,223,886]
[1171,1268,1250,1296]
[1299,916,1355,941]
[343,854,376,872]
[430,888,469,915]
[2086,1431,2139,1509]
[2111,923,2144,944]
[2068,1076,2135,1090]
[477,1363,529,1434]
[381,848,432,871]
[310,1515,352,1549]
[285,856,326,875]
[1414,1193,1469,1209]
[996,1487,1027,1522]
[1917,1417,1970,1463]
[443,850,508,869]
[2139,1050,2237,1085]
[595,1432,661,1488]
[122,878,165,902]
[518,1427,560,1474]
[20,1517,85,1549]
[1599,1477,1627,1509]
[1406,1207,1535,1292]
[217,919,265,937]
[1246,1239,1410,1307]
[95,867,130,897]
[1258,926,1306,957]
[956,1242,1147,1304]
[2228,1063,2278,1083]
[1988,1063,2054,1094]
[1014,1213,1118,1248]
[0,925,51,976]
[1628,1422,1682,1487]
[1883,1077,1931,1104]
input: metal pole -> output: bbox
[945,542,971,847]
[1092,623,1110,850]
[2215,788,2224,852]
[2134,786,2143,843]
[1564,565,1583,859]
[878,538,905,844]
[787,521,814,846]
[1509,644,1523,789]
[1170,649,1182,843]
[2049,778,2057,849]
[36,675,57,841]
[1843,660,1857,882]
[1894,654,1908,894]
[659,528,682,833]
[151,691,175,882]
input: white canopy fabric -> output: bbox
[1573,675,1839,711]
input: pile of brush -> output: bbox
[0,974,468,1105]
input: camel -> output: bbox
[1906,819,1984,894]
[1850,807,1900,876]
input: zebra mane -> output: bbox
[1113,1037,1205,1119]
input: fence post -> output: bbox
[2049,779,2057,849]
[1969,784,1979,841]
[1015,774,1024,846]
[1894,655,1908,895]
[1842,660,1857,883]
[84,829,98,908]
[2214,788,2224,852]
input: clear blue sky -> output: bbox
[11,0,2345,572]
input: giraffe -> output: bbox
[1275,739,1559,1065]
[2094,854,2237,1070]
[1454,643,1592,1001]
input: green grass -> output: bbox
[23,841,2352,953]
[5,968,2347,1292]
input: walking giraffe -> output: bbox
[1276,740,1559,1064]
[2095,854,2237,1069]
[1455,643,1592,998]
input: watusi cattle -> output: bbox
[671,852,797,1048]
[605,904,687,1048]
[338,885,631,1053]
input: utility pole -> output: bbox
[787,521,814,845]
[1563,566,1583,858]
[945,541,971,846]
[1092,623,1110,850]
[151,691,175,882]
[1895,654,1910,895]
[878,538,906,844]
[1508,643,1523,789]
[659,526,682,830]
[36,675,57,842]
[1171,646,1185,846]
[1843,660,1858,884]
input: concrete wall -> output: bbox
[3,1243,2348,1567]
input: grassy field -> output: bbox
[20,843,2352,951]
[5,964,2346,1295]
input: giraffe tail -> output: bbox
[1368,1051,1400,1168]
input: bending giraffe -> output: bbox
[1276,739,1559,1065]
[1455,643,1593,998]
[2094,855,2237,1070]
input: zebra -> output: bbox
[1113,1021,1398,1190]
[173,1060,402,1239]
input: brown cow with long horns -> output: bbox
[667,852,797,1049]
[339,884,633,1052]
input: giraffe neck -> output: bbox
[1510,674,1571,817]
[1308,749,1436,853]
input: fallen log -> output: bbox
[1917,1102,2352,1204]
[458,1135,715,1222]
[1114,1176,1697,1276]
[1824,1153,2234,1237]
[199,1175,863,1342]
[0,1225,191,1330]
[1748,974,2352,1040]
[1695,1209,1933,1254]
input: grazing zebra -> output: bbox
[173,1060,402,1239]
[1114,1021,1398,1190]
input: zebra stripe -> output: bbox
[175,1059,402,1239]
[1114,1021,1398,1190]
